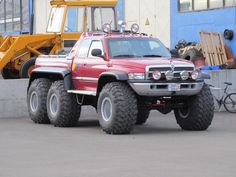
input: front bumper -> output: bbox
[129,81,204,96]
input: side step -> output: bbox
[67,90,96,96]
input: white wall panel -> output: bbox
[34,0,51,33]
[124,0,170,47]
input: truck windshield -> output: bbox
[108,38,171,59]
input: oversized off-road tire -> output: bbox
[1,67,19,79]
[97,82,138,134]
[174,84,214,131]
[19,58,36,78]
[27,78,51,124]
[136,101,151,125]
[47,80,81,127]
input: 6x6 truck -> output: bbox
[27,23,214,134]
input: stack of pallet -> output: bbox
[199,32,228,66]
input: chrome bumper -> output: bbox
[129,82,204,96]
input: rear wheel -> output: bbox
[224,93,236,113]
[47,80,81,127]
[97,82,137,134]
[1,67,19,79]
[19,58,36,78]
[27,78,51,124]
[174,84,214,130]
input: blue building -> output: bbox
[171,0,236,55]
[0,0,36,36]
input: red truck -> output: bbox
[27,24,214,134]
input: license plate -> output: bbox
[168,83,181,92]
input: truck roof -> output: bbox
[50,0,117,6]
[84,31,149,40]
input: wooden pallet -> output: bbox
[199,31,227,66]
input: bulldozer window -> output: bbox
[87,7,116,32]
[64,7,85,33]
[47,6,65,33]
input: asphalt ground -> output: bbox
[0,108,235,177]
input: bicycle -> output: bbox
[210,82,236,113]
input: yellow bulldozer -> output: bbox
[0,0,117,79]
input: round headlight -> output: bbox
[131,23,139,33]
[153,71,162,80]
[180,71,189,80]
[102,23,111,33]
[191,71,199,80]
[165,71,174,81]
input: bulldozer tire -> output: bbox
[1,67,19,79]
[47,80,81,127]
[27,78,52,124]
[174,84,214,131]
[20,58,36,78]
[97,82,137,134]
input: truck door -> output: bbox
[79,40,108,92]
[72,39,108,92]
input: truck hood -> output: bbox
[110,57,195,71]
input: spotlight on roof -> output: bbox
[131,23,139,34]
[102,23,111,33]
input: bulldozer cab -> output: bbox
[48,0,117,44]
[0,0,118,79]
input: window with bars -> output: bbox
[0,0,29,33]
[179,0,236,12]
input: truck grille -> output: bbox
[146,66,194,80]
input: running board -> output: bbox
[67,90,97,96]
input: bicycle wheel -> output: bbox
[224,93,236,113]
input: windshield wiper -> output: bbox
[113,54,140,58]
[142,55,162,57]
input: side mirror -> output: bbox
[91,49,103,58]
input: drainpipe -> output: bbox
[30,0,34,34]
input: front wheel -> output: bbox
[97,82,137,134]
[224,93,236,113]
[136,101,151,125]
[174,84,214,130]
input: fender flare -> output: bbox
[28,67,72,91]
[99,71,128,81]
[96,71,128,94]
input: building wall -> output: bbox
[34,0,51,34]
[124,0,170,47]
[170,1,236,55]
[0,0,32,35]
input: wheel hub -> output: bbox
[49,93,59,116]
[30,91,39,112]
[178,106,190,119]
[101,97,112,121]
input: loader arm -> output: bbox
[0,34,61,70]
